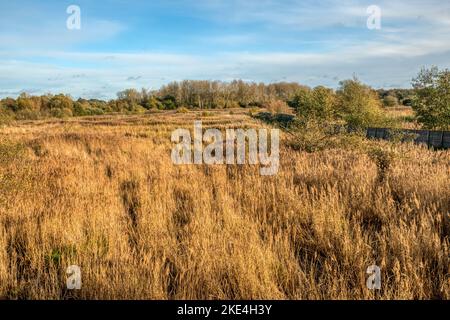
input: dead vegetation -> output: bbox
[0,110,448,299]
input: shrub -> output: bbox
[411,66,450,130]
[336,78,385,129]
[383,95,398,107]
[201,111,214,117]
[15,109,41,120]
[286,120,330,152]
[131,105,147,114]
[288,86,336,121]
[265,99,293,114]
[48,94,73,110]
[50,107,73,119]
[73,102,88,116]
[177,107,189,113]
[160,95,178,110]
[85,107,105,116]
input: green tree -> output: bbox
[411,67,450,130]
[288,86,336,121]
[160,95,177,110]
[336,78,384,129]
[16,93,33,111]
[48,94,73,110]
[142,95,161,110]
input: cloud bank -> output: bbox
[0,0,449,99]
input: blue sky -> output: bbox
[1,0,450,99]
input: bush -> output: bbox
[336,79,385,129]
[411,67,450,130]
[286,119,330,152]
[265,99,293,114]
[48,94,73,110]
[160,95,178,110]
[177,107,189,113]
[288,86,336,121]
[50,107,73,119]
[73,102,87,116]
[85,107,105,116]
[130,105,147,114]
[15,109,41,120]
[383,95,398,107]
[201,111,214,117]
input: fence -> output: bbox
[254,113,450,149]
[254,112,295,125]
[366,128,450,149]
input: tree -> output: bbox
[336,78,384,129]
[143,95,162,109]
[288,86,336,121]
[117,89,141,107]
[287,87,311,115]
[48,94,73,110]
[160,95,177,110]
[411,67,450,130]
[16,93,33,111]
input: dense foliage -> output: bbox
[0,80,305,121]
[377,88,415,107]
[411,67,450,130]
[1,70,449,130]
[288,78,385,129]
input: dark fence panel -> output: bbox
[442,131,450,148]
[254,112,295,126]
[429,131,443,148]
[255,113,450,149]
[367,127,450,149]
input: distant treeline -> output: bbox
[0,80,306,120]
[1,67,448,130]
[376,88,415,107]
[0,80,411,120]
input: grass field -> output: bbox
[0,109,448,299]
[384,107,418,129]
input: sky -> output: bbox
[1,0,450,99]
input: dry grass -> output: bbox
[0,110,448,299]
[384,107,418,129]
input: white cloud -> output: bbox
[2,37,450,100]
[1,0,450,98]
